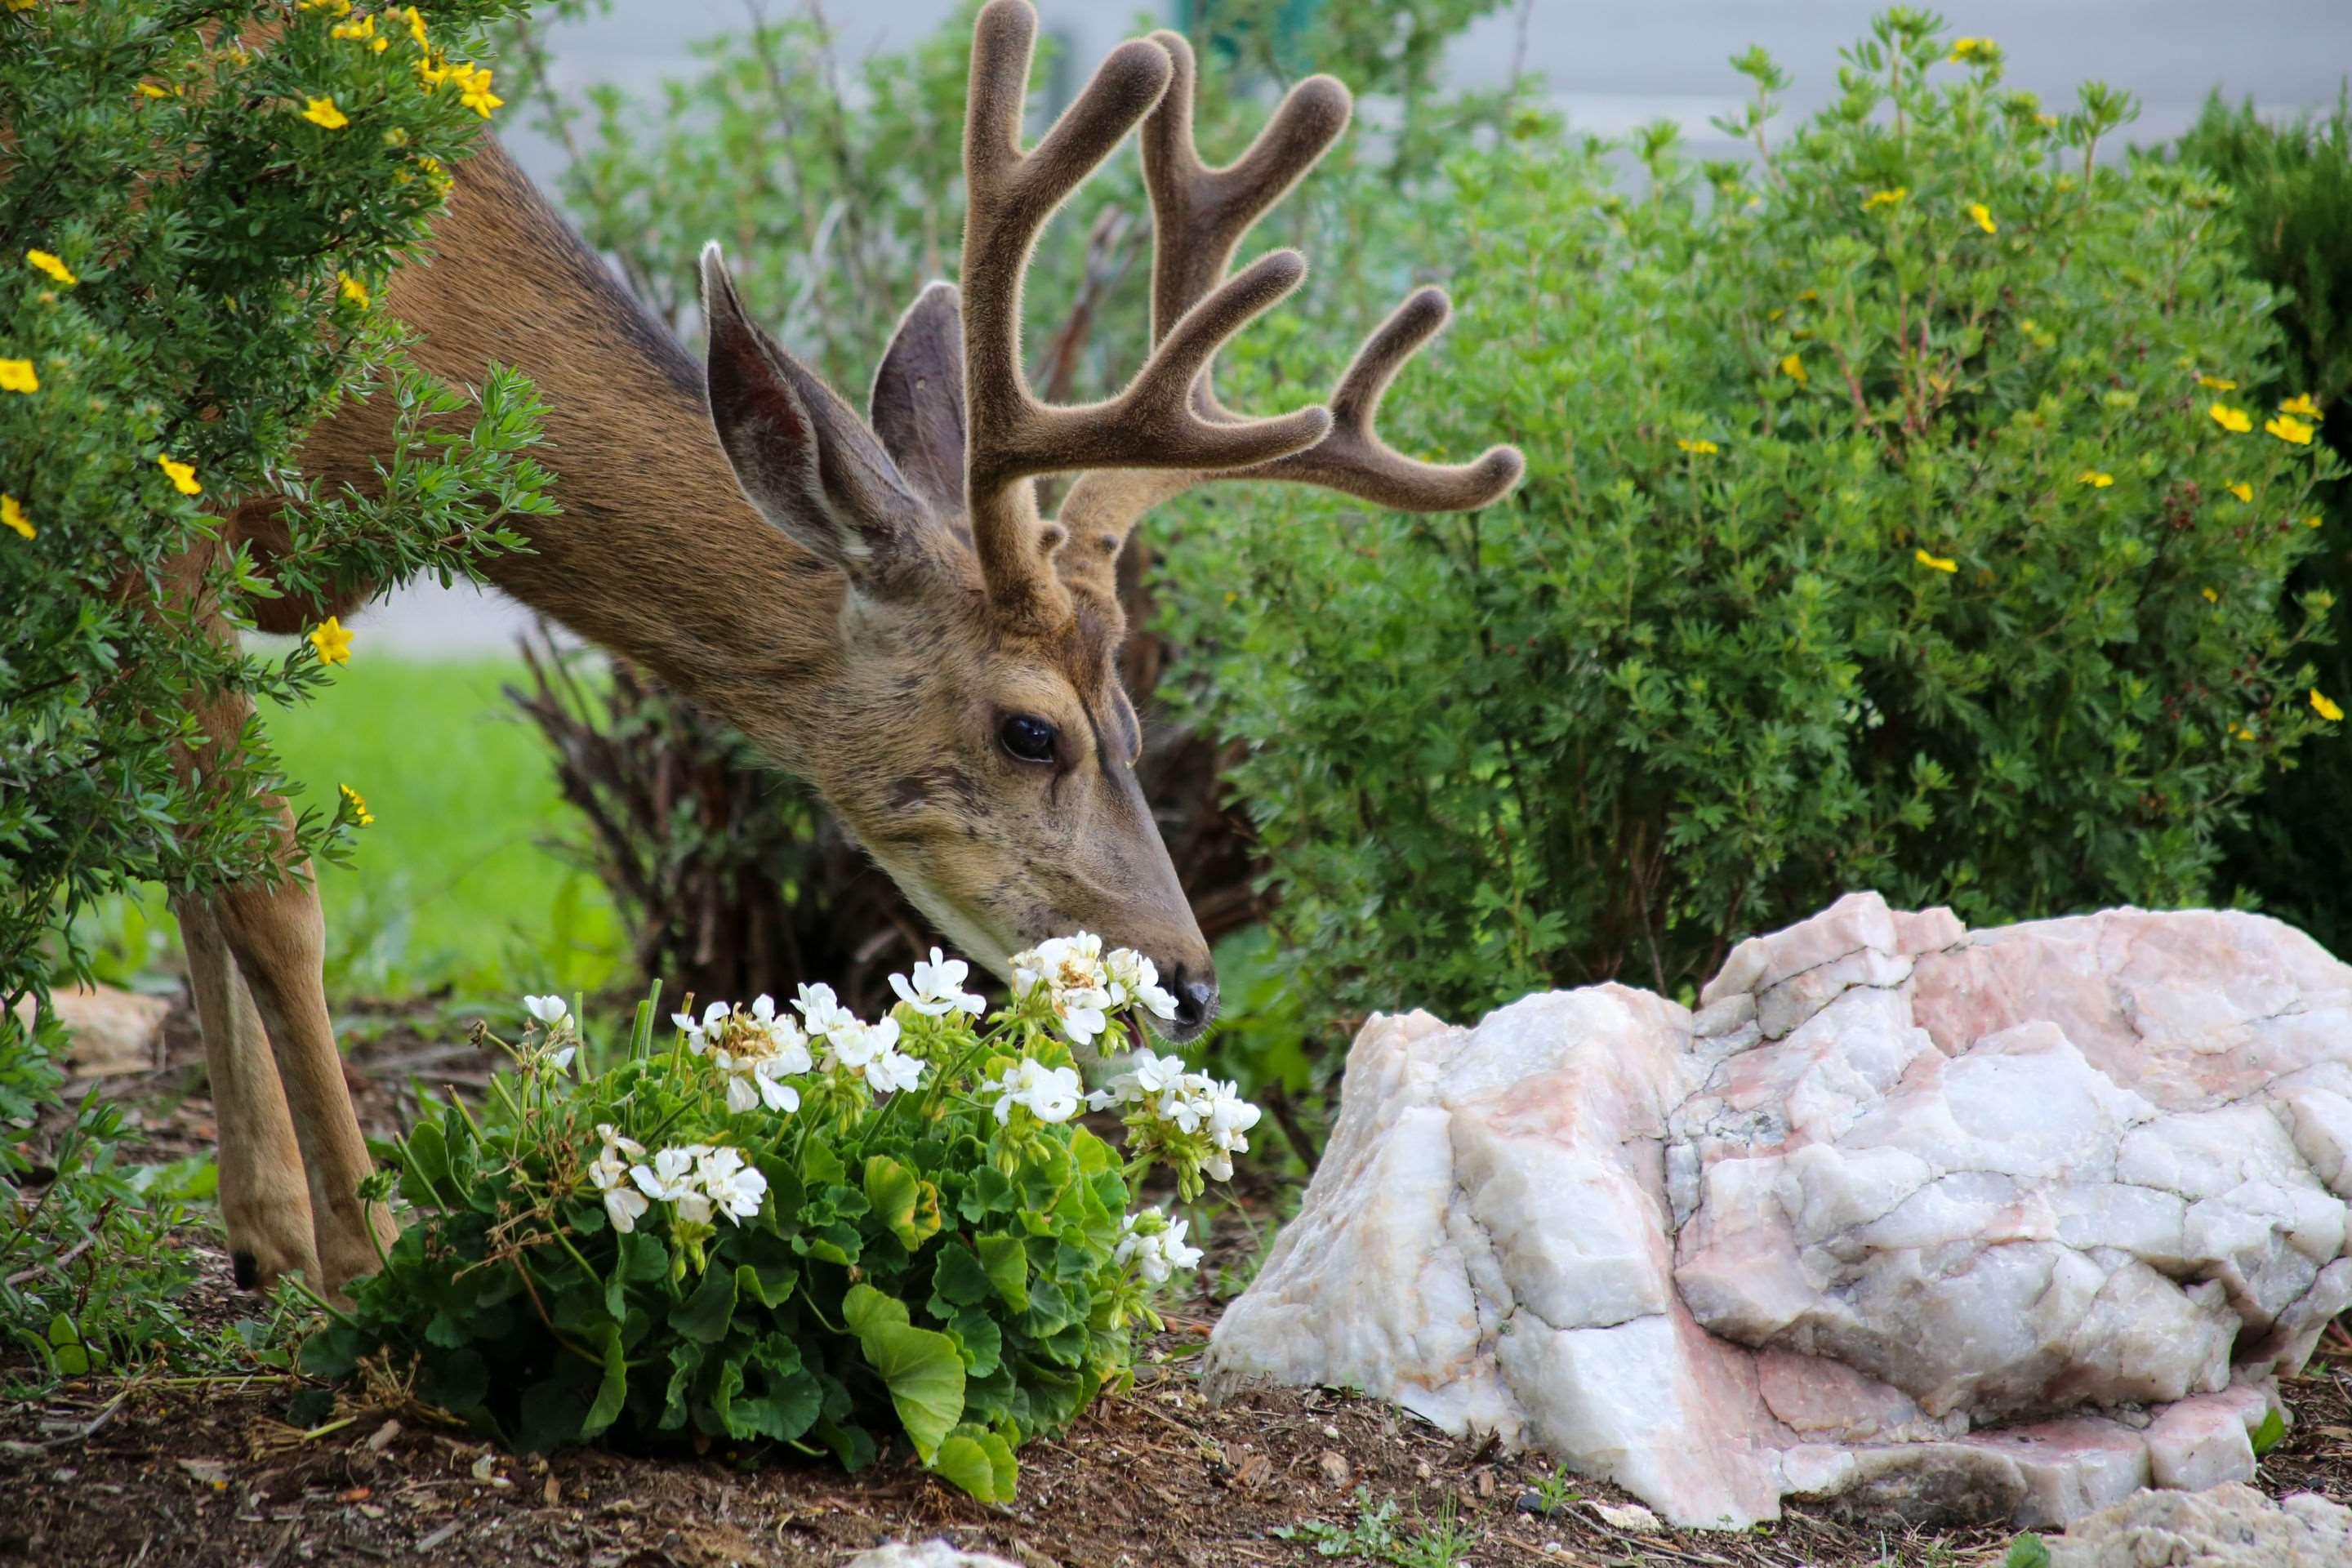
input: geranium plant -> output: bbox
[302,937,1258,1500]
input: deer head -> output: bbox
[697,1,1522,1039]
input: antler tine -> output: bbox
[959,1,1330,618]
[1054,30,1523,605]
[1250,285,1526,509]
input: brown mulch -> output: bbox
[6,995,2351,1566]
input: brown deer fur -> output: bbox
[176,0,1521,1295]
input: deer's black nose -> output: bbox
[1169,965,1219,1038]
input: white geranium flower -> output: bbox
[694,1146,768,1223]
[827,1013,898,1071]
[889,947,987,1018]
[988,1058,1084,1125]
[793,982,856,1038]
[1012,933,1107,999]
[523,993,572,1027]
[862,1045,925,1095]
[603,1184,648,1233]
[672,1187,715,1227]
[1114,1213,1204,1285]
[1103,949,1179,1022]
[630,1144,702,1201]
[671,1000,730,1054]
[545,1044,577,1075]
[586,1126,643,1195]
[1050,985,1111,1049]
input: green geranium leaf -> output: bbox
[844,1284,964,1462]
[933,1426,1019,1504]
[582,1326,629,1440]
[978,1233,1029,1312]
[864,1155,940,1251]
[672,1267,737,1345]
[931,1244,993,1312]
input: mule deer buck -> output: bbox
[178,0,1522,1296]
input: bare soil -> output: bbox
[5,997,2350,1567]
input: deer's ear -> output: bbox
[701,244,925,580]
[870,282,969,517]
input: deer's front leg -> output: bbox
[212,862,397,1298]
[174,895,321,1290]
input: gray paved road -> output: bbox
[365,0,2352,653]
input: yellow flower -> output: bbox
[5,0,38,13]
[1,495,29,540]
[26,249,75,286]
[338,784,374,827]
[2310,514,2326,529]
[2229,723,2254,742]
[456,65,502,118]
[1967,202,1996,234]
[297,0,354,12]
[0,358,37,394]
[1915,549,1958,573]
[2208,402,2252,434]
[2036,113,2060,129]
[310,617,354,666]
[302,96,350,130]
[2314,689,2344,724]
[2265,413,2315,446]
[330,15,376,44]
[1862,187,1908,212]
[135,82,173,100]
[2077,470,2114,488]
[2279,393,2322,419]
[2197,373,2238,391]
[2226,480,2252,502]
[158,454,201,496]
[1676,438,1719,456]
[1949,37,1993,63]
[1779,353,1807,387]
[2201,586,2219,603]
[336,270,370,310]
[403,6,430,47]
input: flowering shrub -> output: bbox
[304,938,1258,1498]
[1163,13,2346,1047]
[0,0,552,1003]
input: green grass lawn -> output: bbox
[88,654,624,1006]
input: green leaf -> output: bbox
[671,1266,737,1345]
[2004,1534,2051,1568]
[582,1326,629,1440]
[2252,1407,2288,1457]
[844,1284,964,1463]
[800,1139,845,1188]
[978,1233,1029,1312]
[931,1244,993,1311]
[864,1155,940,1251]
[932,1425,1019,1503]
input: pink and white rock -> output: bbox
[1204,894,2352,1530]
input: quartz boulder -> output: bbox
[1205,894,2352,1530]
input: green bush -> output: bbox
[1161,14,2344,1049]
[2170,94,2352,953]
[305,942,1258,1496]
[0,0,555,1004]
[0,0,556,1386]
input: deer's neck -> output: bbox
[347,137,842,766]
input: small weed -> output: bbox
[1275,1488,1473,1566]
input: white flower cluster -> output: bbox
[520,993,577,1073]
[584,1125,767,1234]
[1009,932,1178,1047]
[1114,1210,1204,1285]
[795,982,926,1094]
[983,1058,1085,1125]
[1089,1050,1262,1180]
[675,995,813,1113]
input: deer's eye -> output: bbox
[999,714,1058,764]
